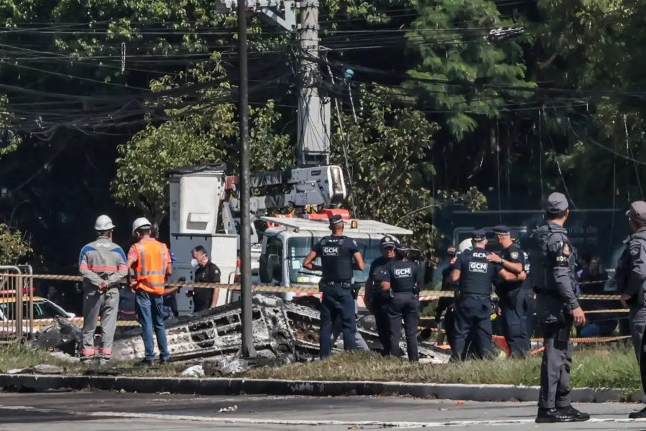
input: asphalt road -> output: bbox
[2,391,646,430]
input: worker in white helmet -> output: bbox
[78,215,128,365]
[126,217,173,366]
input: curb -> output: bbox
[1,373,644,403]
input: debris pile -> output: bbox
[110,294,450,364]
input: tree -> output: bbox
[406,0,535,140]
[0,223,32,265]
[111,56,292,226]
[331,84,486,250]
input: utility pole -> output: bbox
[237,1,256,357]
[216,0,330,168]
[297,0,331,167]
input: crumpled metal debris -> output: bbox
[32,316,82,355]
[7,364,65,374]
[180,365,205,378]
[218,405,238,413]
[112,294,450,365]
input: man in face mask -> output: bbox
[186,245,222,313]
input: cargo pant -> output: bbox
[630,306,646,362]
[536,293,573,410]
[81,286,119,360]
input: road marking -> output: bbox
[2,404,645,427]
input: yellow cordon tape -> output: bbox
[0,273,626,300]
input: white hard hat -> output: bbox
[132,217,152,234]
[458,238,473,253]
[94,215,115,231]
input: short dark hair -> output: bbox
[545,209,567,220]
[630,217,646,229]
[137,227,152,235]
[192,245,208,256]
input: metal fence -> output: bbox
[0,265,33,342]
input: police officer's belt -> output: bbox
[457,292,490,297]
[322,280,351,287]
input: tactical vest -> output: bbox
[459,248,494,295]
[320,235,354,282]
[530,223,575,293]
[388,260,418,293]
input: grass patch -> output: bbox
[0,343,641,392]
[244,345,642,392]
[0,344,186,377]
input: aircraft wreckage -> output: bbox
[109,294,450,364]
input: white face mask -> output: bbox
[190,258,200,269]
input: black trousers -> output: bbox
[387,291,420,361]
[452,295,493,361]
[372,296,391,355]
[500,289,533,358]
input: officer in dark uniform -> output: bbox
[435,245,458,346]
[616,201,646,419]
[487,225,532,357]
[532,192,589,423]
[303,214,364,359]
[512,230,535,344]
[375,243,420,361]
[449,229,525,361]
[365,235,399,355]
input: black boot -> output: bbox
[629,406,646,419]
[535,408,575,423]
[557,406,590,422]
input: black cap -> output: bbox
[544,192,569,213]
[446,245,457,256]
[493,225,510,236]
[380,235,398,248]
[471,229,487,242]
[329,214,344,227]
[396,242,410,251]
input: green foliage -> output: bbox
[0,223,31,265]
[111,56,292,224]
[0,95,20,158]
[407,0,534,139]
[331,85,438,249]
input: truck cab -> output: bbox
[258,215,413,301]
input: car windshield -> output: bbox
[287,236,382,285]
[0,300,67,320]
[34,300,67,319]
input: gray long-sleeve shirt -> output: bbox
[617,229,646,298]
[78,236,128,288]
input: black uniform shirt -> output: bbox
[313,235,359,282]
[193,261,221,312]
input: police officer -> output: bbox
[488,225,532,358]
[366,235,399,355]
[616,201,646,419]
[435,245,458,346]
[532,192,589,423]
[449,229,525,361]
[375,243,420,361]
[303,214,365,359]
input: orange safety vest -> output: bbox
[134,239,168,295]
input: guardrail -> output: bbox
[0,266,33,342]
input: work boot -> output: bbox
[557,405,590,422]
[535,408,575,423]
[629,406,646,419]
